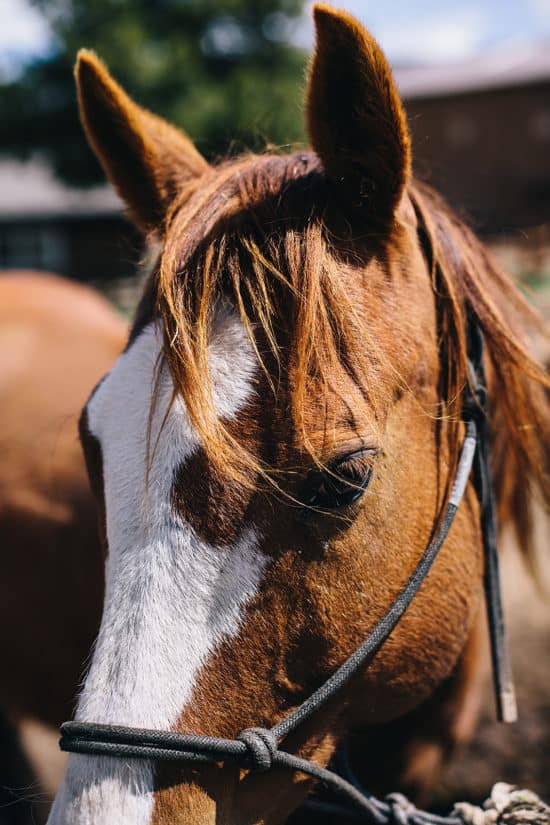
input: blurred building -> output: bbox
[0,157,141,282]
[1,43,549,292]
[397,41,550,233]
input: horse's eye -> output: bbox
[300,450,375,511]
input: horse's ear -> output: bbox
[306,5,411,224]
[75,50,208,231]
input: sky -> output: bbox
[1,0,550,80]
[295,0,550,62]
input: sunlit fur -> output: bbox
[42,4,550,824]
[153,160,550,546]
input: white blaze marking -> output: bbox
[47,308,265,825]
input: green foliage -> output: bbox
[0,0,308,186]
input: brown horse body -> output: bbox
[0,272,125,727]
[1,6,549,825]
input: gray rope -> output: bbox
[59,722,463,825]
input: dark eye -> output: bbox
[300,450,375,511]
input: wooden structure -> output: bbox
[397,42,550,233]
[1,44,549,292]
[0,158,140,282]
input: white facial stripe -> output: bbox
[48,309,265,825]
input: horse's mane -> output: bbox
[410,182,550,560]
[154,150,549,557]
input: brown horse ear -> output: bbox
[307,5,411,223]
[75,50,208,231]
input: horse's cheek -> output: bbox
[352,506,483,725]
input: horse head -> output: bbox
[48,6,550,824]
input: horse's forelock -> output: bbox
[154,150,371,485]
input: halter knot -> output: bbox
[386,792,417,825]
[237,727,278,772]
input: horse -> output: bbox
[33,5,550,824]
[0,271,126,820]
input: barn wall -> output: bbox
[405,81,550,233]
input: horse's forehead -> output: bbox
[88,305,257,439]
[83,308,262,549]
